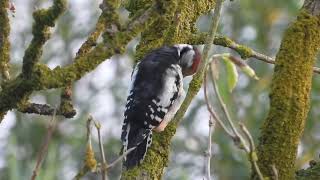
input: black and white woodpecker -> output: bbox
[121,44,201,169]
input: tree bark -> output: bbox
[120,0,216,179]
[255,1,320,179]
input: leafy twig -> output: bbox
[209,62,249,152]
[31,108,57,180]
[206,58,264,179]
[203,72,234,137]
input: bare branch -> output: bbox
[239,123,264,180]
[106,147,136,170]
[93,120,108,180]
[31,108,57,180]
[209,62,250,152]
[74,116,97,179]
[271,164,279,180]
[204,116,215,180]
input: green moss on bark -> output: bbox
[121,0,216,179]
[256,11,320,179]
[0,0,10,80]
[22,0,67,78]
[296,160,320,180]
[0,2,160,120]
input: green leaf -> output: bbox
[224,55,259,80]
[210,59,220,80]
[240,66,259,80]
[222,56,239,92]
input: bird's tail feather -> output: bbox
[122,127,153,169]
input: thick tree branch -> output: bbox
[60,15,106,116]
[121,0,217,179]
[0,4,160,122]
[22,0,67,78]
[254,4,320,179]
[303,0,320,16]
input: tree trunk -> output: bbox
[255,1,320,179]
[120,0,216,179]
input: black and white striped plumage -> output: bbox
[121,44,201,169]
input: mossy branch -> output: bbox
[18,102,73,117]
[296,160,320,180]
[0,0,11,81]
[190,34,320,74]
[59,13,106,118]
[22,0,67,78]
[254,5,320,180]
[0,3,160,121]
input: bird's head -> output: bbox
[175,44,201,77]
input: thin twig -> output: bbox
[271,164,279,180]
[204,116,215,180]
[31,108,57,180]
[190,35,320,74]
[196,0,223,75]
[209,62,250,152]
[106,147,136,170]
[74,116,97,180]
[93,120,108,180]
[87,116,93,145]
[207,58,265,179]
[239,123,264,180]
[169,0,223,126]
[203,72,234,137]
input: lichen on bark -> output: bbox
[255,9,320,180]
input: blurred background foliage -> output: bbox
[0,0,319,179]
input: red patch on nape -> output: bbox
[191,48,201,73]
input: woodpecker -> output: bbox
[121,44,201,169]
